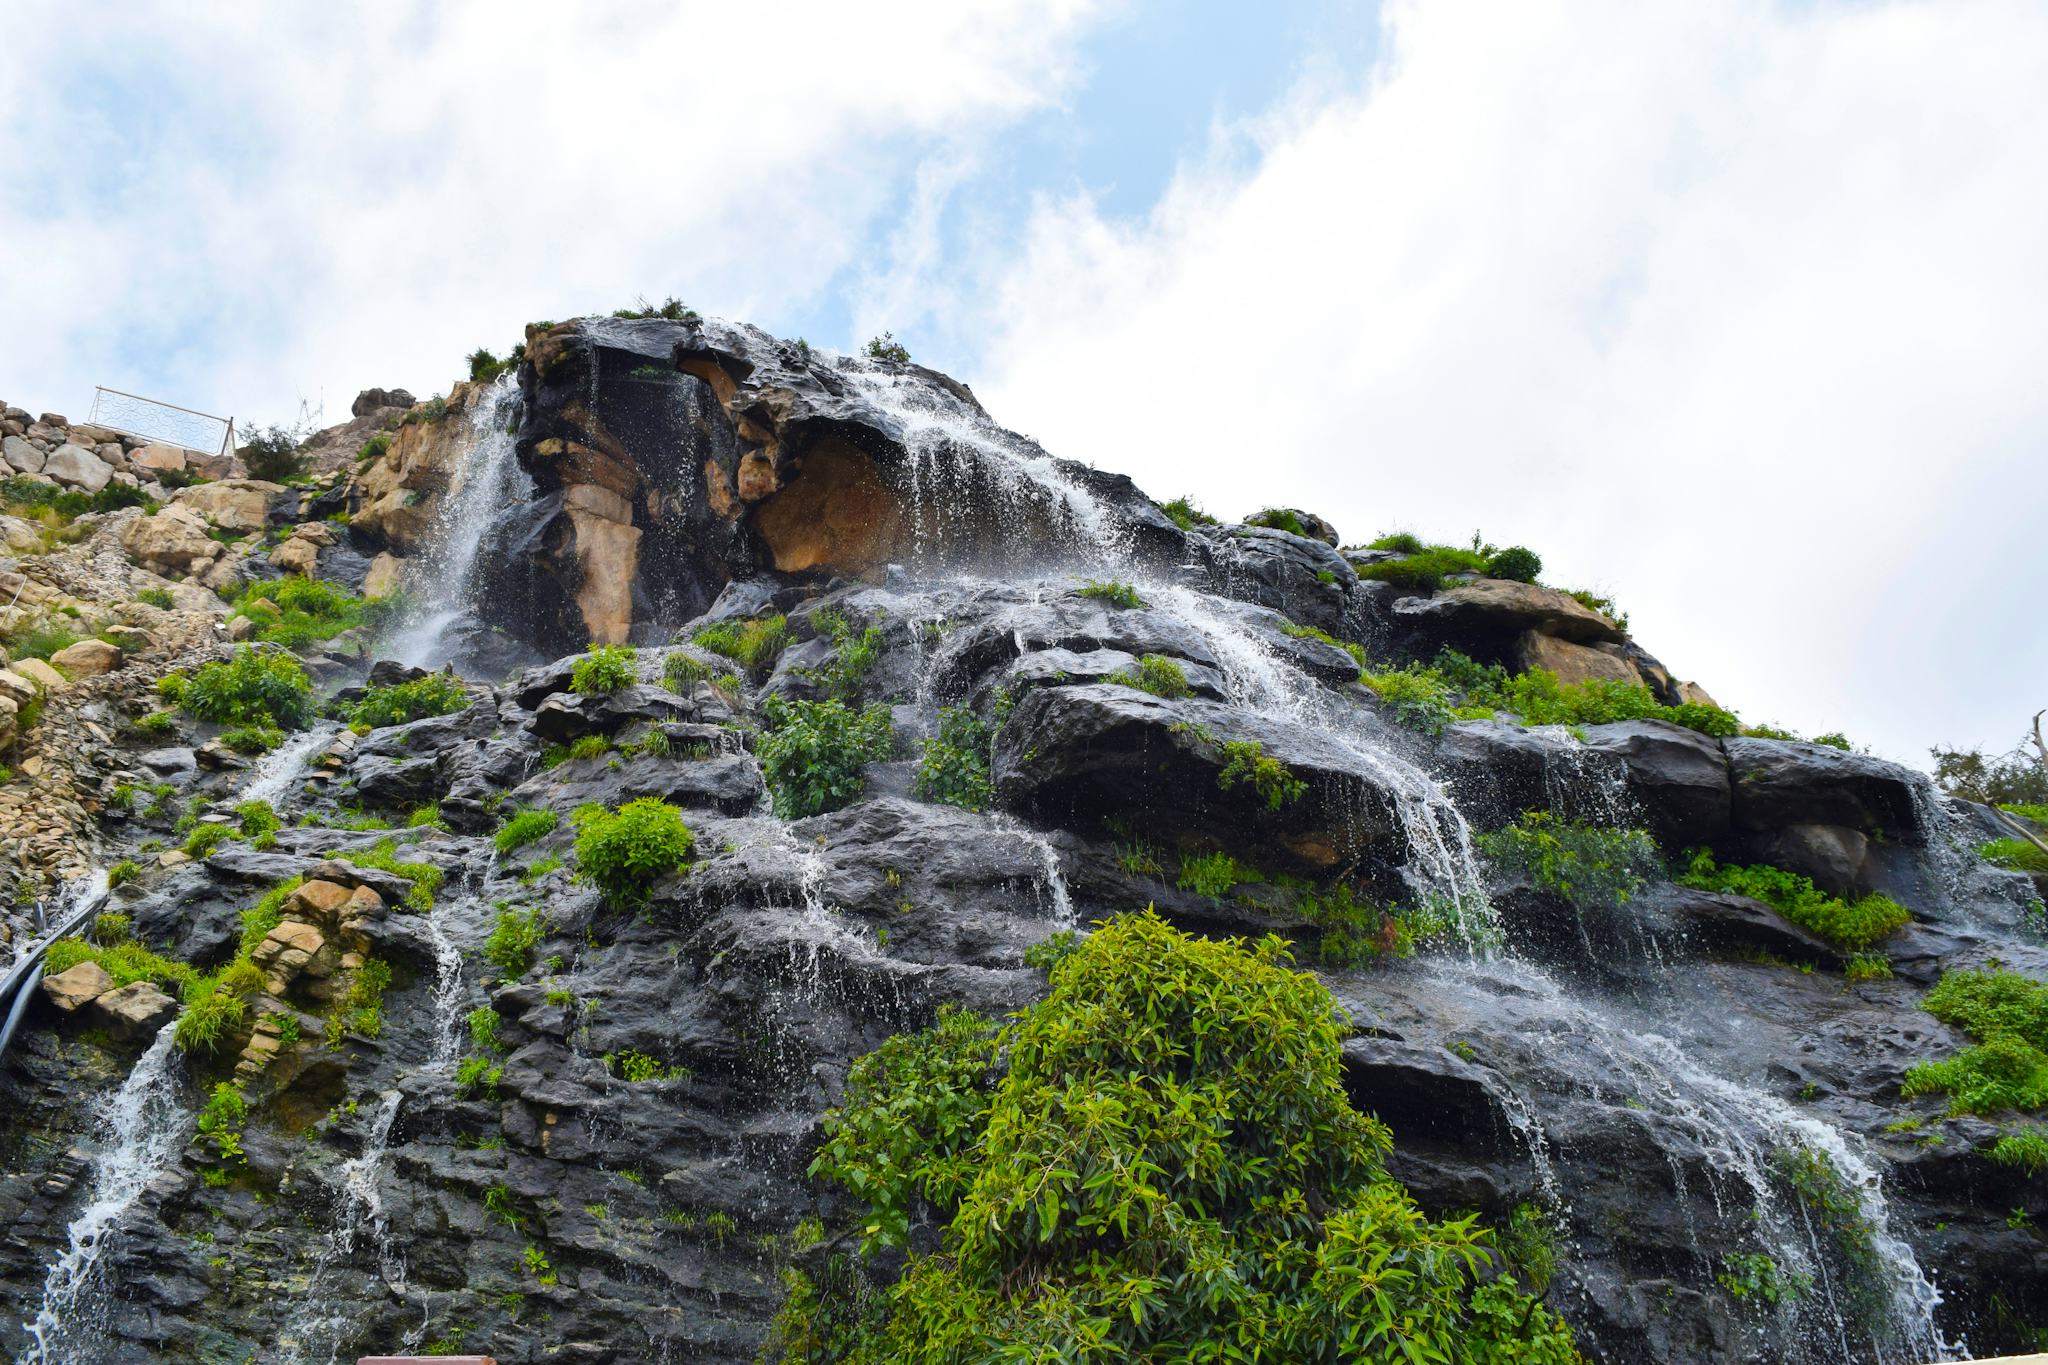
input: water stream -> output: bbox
[18,1028,186,1365]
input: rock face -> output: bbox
[42,444,111,493]
[0,330,2041,1365]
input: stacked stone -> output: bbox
[0,398,236,500]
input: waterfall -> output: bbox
[385,374,529,668]
[238,720,341,812]
[19,1028,187,1365]
[278,1090,405,1365]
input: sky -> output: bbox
[2,0,2044,768]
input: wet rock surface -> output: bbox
[0,349,2042,1365]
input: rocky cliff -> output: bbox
[0,320,2044,1364]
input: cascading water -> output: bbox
[19,1028,186,1365]
[238,720,341,811]
[386,374,529,669]
[279,1090,406,1365]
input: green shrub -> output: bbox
[1678,851,1910,950]
[1718,1252,1810,1306]
[1562,589,1628,633]
[570,644,638,693]
[184,823,233,857]
[1075,579,1144,609]
[1466,668,1740,738]
[1023,930,1082,974]
[219,724,282,755]
[133,710,177,737]
[180,646,313,731]
[235,799,280,849]
[174,977,248,1054]
[356,431,393,465]
[9,626,81,661]
[1303,887,1455,968]
[1359,663,1459,735]
[1479,812,1662,909]
[136,587,175,610]
[456,1055,503,1099]
[1159,496,1217,531]
[196,1082,249,1164]
[572,798,695,904]
[484,907,547,979]
[693,614,788,676]
[758,696,894,819]
[912,706,995,812]
[1104,653,1191,699]
[863,332,910,364]
[784,911,1582,1363]
[1484,546,1542,582]
[663,651,710,691]
[806,611,885,699]
[346,673,468,728]
[106,860,142,889]
[606,1049,690,1082]
[238,424,308,483]
[467,347,514,382]
[1367,531,1425,554]
[495,806,558,855]
[228,578,368,647]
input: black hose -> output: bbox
[0,884,112,1065]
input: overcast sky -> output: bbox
[3,0,2043,768]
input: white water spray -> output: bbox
[19,1028,186,1365]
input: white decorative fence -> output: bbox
[86,386,235,456]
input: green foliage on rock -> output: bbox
[1902,969,2048,1116]
[495,806,558,856]
[1354,544,1489,592]
[229,578,373,649]
[1982,837,2048,876]
[777,911,1584,1364]
[1479,812,1663,910]
[1075,578,1144,610]
[484,906,548,979]
[912,706,996,812]
[863,332,910,364]
[1678,850,1909,951]
[758,696,894,819]
[694,614,788,677]
[1158,496,1217,531]
[347,673,468,728]
[1104,653,1191,699]
[178,645,314,731]
[1484,545,1543,583]
[570,643,638,693]
[572,798,695,904]
[1217,738,1308,810]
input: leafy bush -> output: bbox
[570,643,638,693]
[495,806,559,855]
[1564,589,1629,633]
[1305,886,1456,968]
[1463,668,1740,738]
[1678,851,1909,951]
[1718,1252,1810,1306]
[346,672,468,728]
[356,431,392,465]
[180,646,314,731]
[1104,653,1191,699]
[1989,1129,2048,1174]
[1485,545,1542,583]
[1354,544,1489,592]
[862,332,910,364]
[484,906,547,979]
[184,823,232,857]
[1359,663,1460,735]
[1478,812,1663,909]
[1076,579,1144,609]
[572,798,695,904]
[235,799,280,849]
[693,614,788,677]
[467,347,513,382]
[237,423,309,483]
[781,912,1582,1363]
[758,696,894,819]
[336,838,443,910]
[912,706,995,812]
[1023,930,1082,974]
[220,724,282,755]
[106,861,142,889]
[136,587,174,610]
[606,1049,690,1082]
[1159,496,1217,531]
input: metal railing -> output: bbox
[0,883,111,1063]
[86,386,235,457]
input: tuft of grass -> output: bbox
[1900,969,2048,1116]
[1245,508,1309,537]
[1076,579,1144,610]
[1981,838,2048,876]
[1159,496,1218,532]
[1105,653,1191,700]
[495,806,559,856]
[1177,850,1261,901]
[570,644,637,694]
[346,673,468,728]
[693,614,788,677]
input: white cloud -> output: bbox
[0,0,1109,426]
[973,0,2048,764]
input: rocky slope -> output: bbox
[0,321,2044,1364]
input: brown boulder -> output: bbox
[1397,579,1623,643]
[41,960,114,1012]
[1516,632,1642,687]
[121,504,224,577]
[362,552,404,599]
[86,981,180,1040]
[50,638,123,678]
[12,658,66,692]
[131,444,188,474]
[174,479,283,535]
[270,536,319,577]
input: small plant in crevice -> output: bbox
[494,805,558,856]
[803,608,885,699]
[1989,1128,2048,1174]
[196,1082,249,1167]
[605,1048,691,1082]
[1217,739,1308,810]
[1105,653,1191,700]
[1177,850,1262,901]
[912,698,1011,813]
[345,673,468,728]
[758,695,894,819]
[1159,496,1218,531]
[693,614,788,678]
[1717,1251,1811,1307]
[862,332,910,364]
[1900,968,2048,1115]
[1075,578,1144,610]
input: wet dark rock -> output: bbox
[1724,736,1928,843]
[1579,719,1733,849]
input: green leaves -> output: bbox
[781,912,1584,1363]
[1678,849,1909,950]
[758,696,894,819]
[1478,811,1662,911]
[180,644,314,731]
[570,643,637,694]
[571,798,695,905]
[347,672,469,728]
[912,706,994,812]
